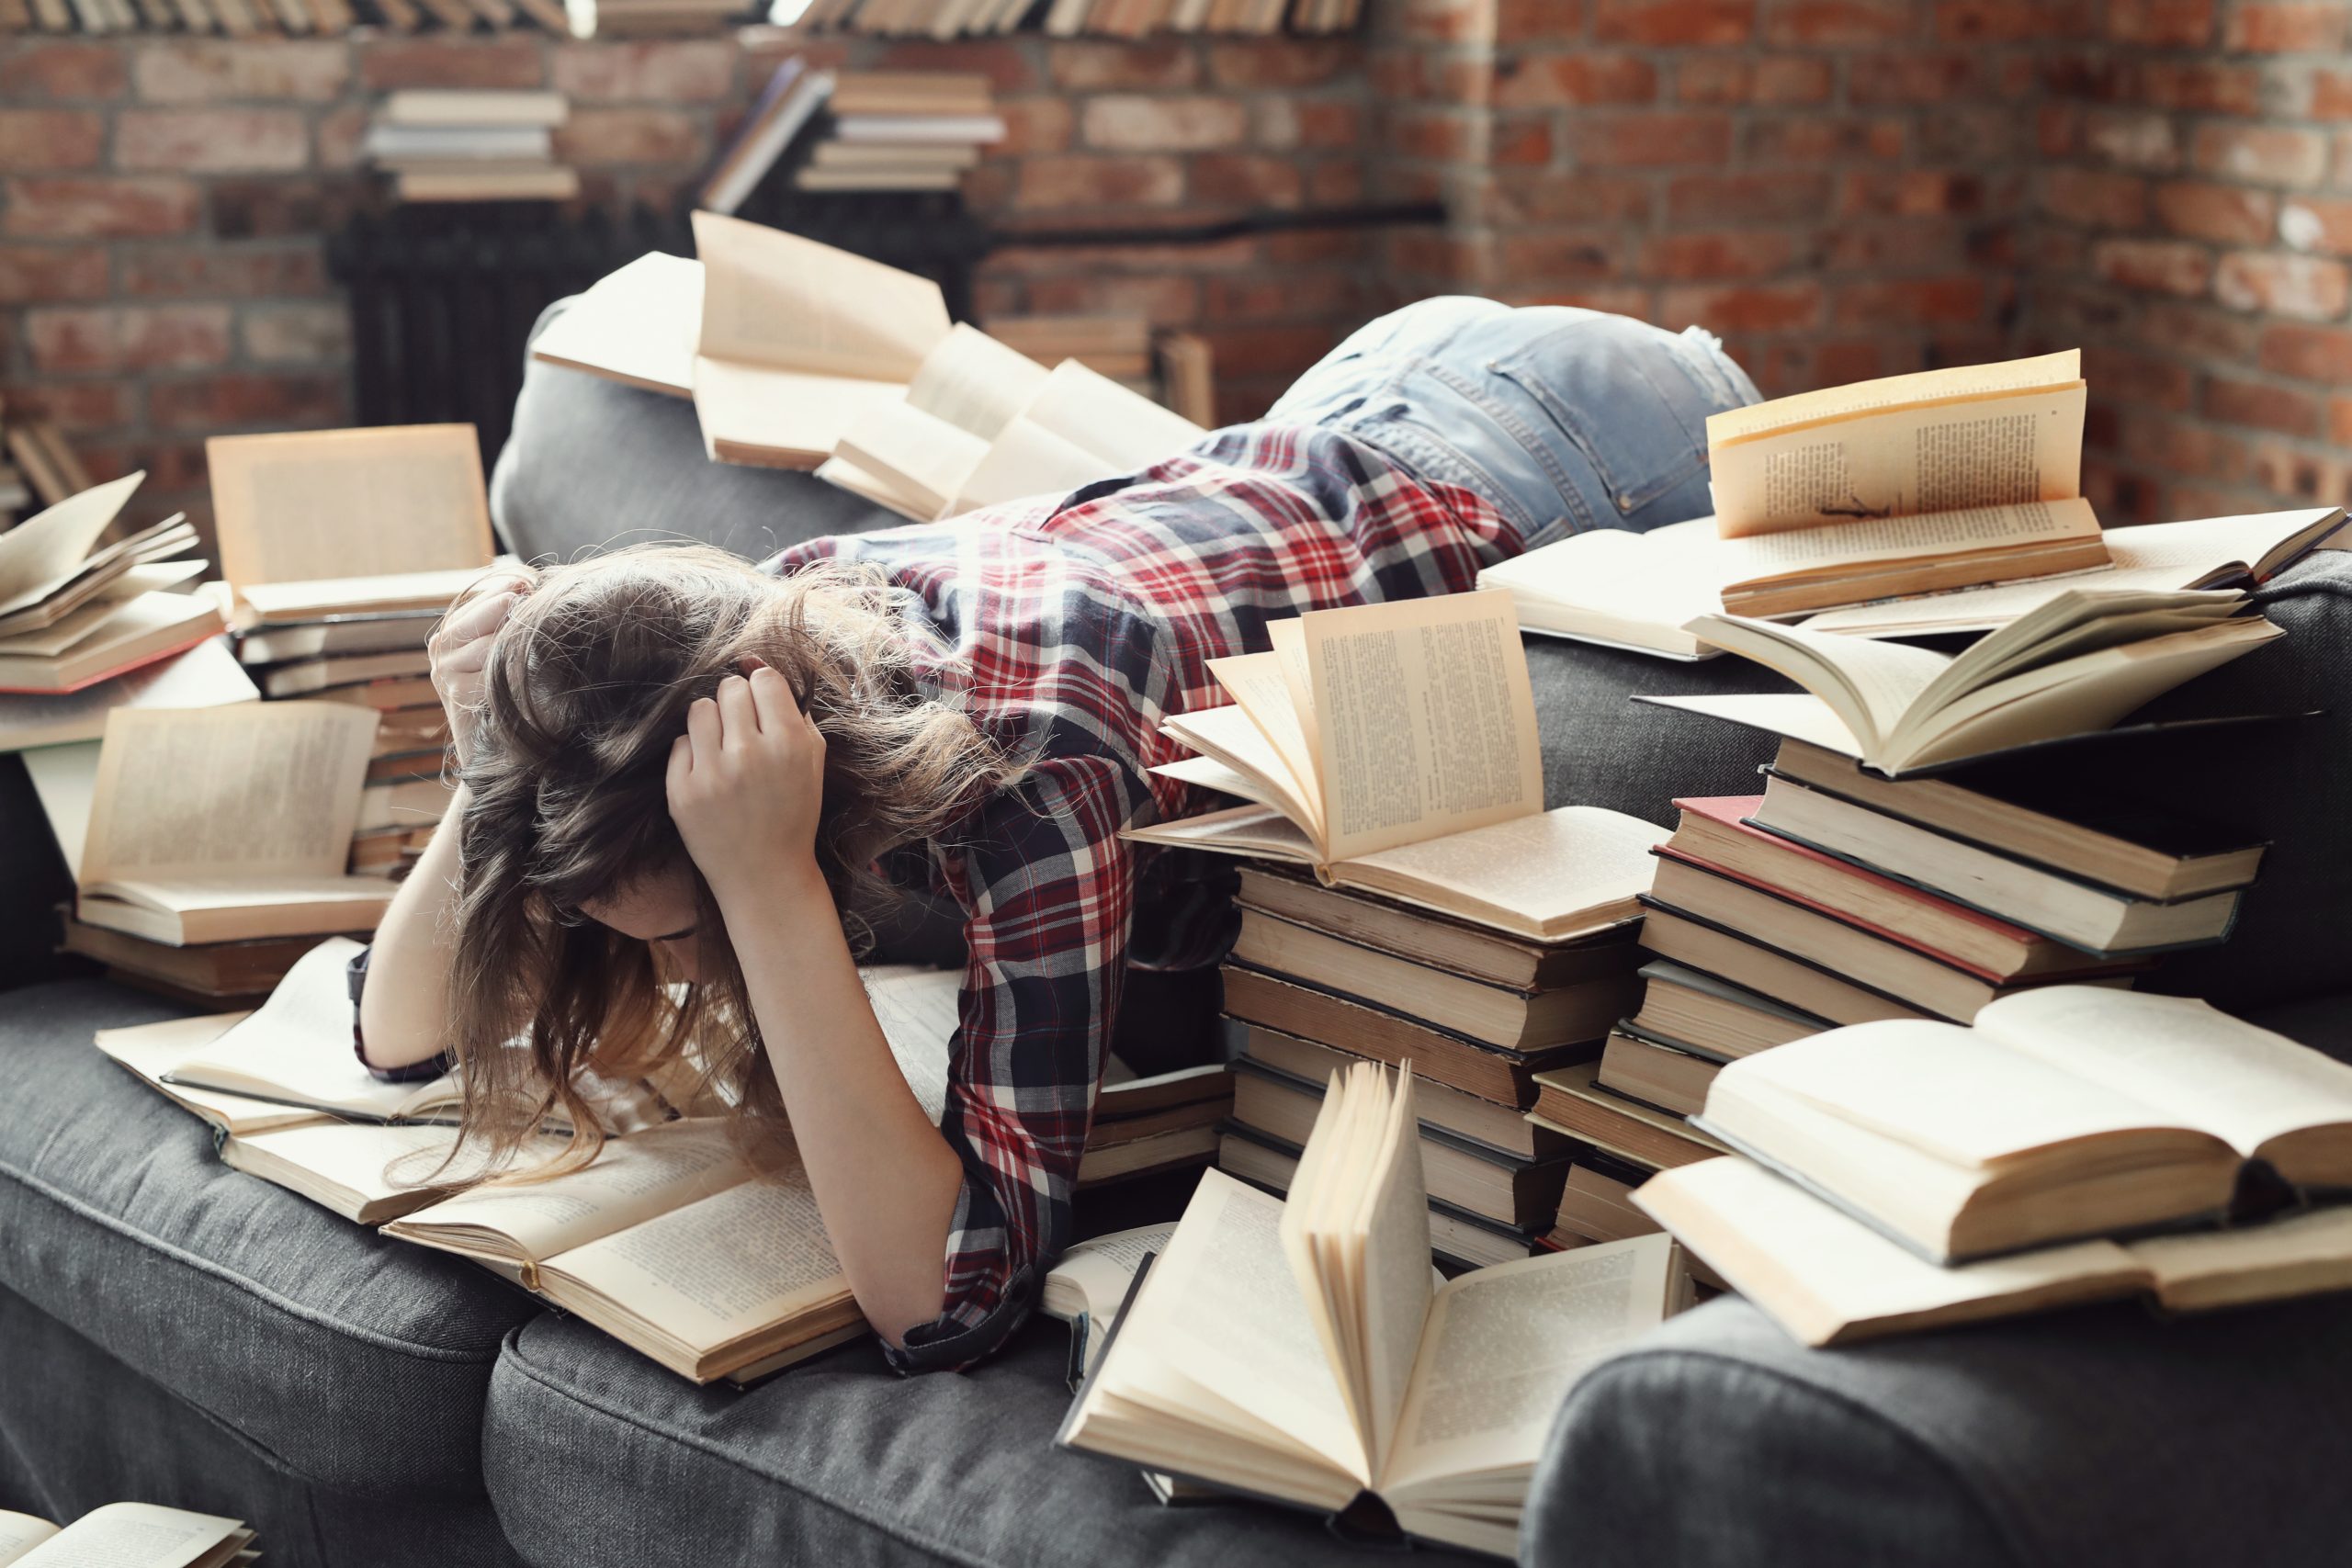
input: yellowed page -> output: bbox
[832,400,989,519]
[693,210,949,379]
[11,1504,244,1568]
[1161,704,1320,839]
[2134,1205,2352,1311]
[860,964,960,1125]
[0,472,142,611]
[1381,1234,1675,1497]
[1206,651,1322,836]
[1684,612,1951,754]
[1022,358,1205,471]
[1303,591,1542,865]
[1634,1157,2142,1348]
[1713,382,2086,538]
[813,455,935,524]
[1477,525,1724,654]
[163,938,441,1119]
[1280,1067,1362,1441]
[1707,350,2081,446]
[907,322,1050,439]
[1265,617,1322,774]
[0,637,256,753]
[22,739,96,878]
[948,415,1112,514]
[0,1513,59,1568]
[81,701,378,884]
[1120,801,1319,863]
[207,426,492,589]
[94,1011,327,1135]
[1043,1221,1179,1363]
[1336,804,1665,935]
[528,252,703,399]
[1979,988,2352,1163]
[1150,753,1279,810]
[229,1118,477,1208]
[692,356,909,468]
[235,559,512,625]
[1712,498,2101,587]
[1351,1069,1436,1479]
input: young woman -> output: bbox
[354,298,1759,1373]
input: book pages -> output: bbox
[1354,1071,1437,1479]
[1301,591,1542,866]
[226,1118,474,1211]
[1687,612,1961,754]
[1120,801,1320,863]
[860,964,960,1124]
[1712,380,2086,538]
[8,1505,245,1568]
[1381,1235,1676,1496]
[22,739,97,878]
[1712,498,2101,589]
[1336,805,1666,937]
[1161,702,1320,838]
[692,356,909,469]
[1022,358,1205,470]
[813,454,938,523]
[948,415,1112,514]
[0,1512,59,1568]
[164,938,441,1120]
[207,427,492,589]
[832,400,990,518]
[692,210,948,379]
[234,560,515,626]
[906,322,1050,440]
[81,702,379,884]
[1706,349,2082,446]
[1477,523,1724,657]
[0,472,142,613]
[96,1011,322,1136]
[2133,1205,2352,1312]
[1266,617,1317,759]
[1206,650,1323,835]
[528,252,703,399]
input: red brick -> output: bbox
[1575,111,1731,167]
[2037,166,2149,228]
[119,242,326,299]
[0,109,105,171]
[2081,344,2196,410]
[1665,169,1829,222]
[1188,152,1304,208]
[1491,52,1657,107]
[2205,376,2320,435]
[1494,0,1585,40]
[2093,237,2214,295]
[2118,414,2250,480]
[1009,272,1202,323]
[2107,0,2213,45]
[1396,0,1489,42]
[2154,180,2278,244]
[3,175,200,238]
[2247,441,2350,503]
[2131,61,2262,115]
[1764,0,1908,44]
[0,242,108,303]
[118,109,309,174]
[1818,219,1968,274]
[1745,116,1904,164]
[2279,196,2352,254]
[2193,123,2327,187]
[0,42,127,100]
[2224,2,2344,50]
[1385,107,1479,163]
[1831,276,1986,327]
[1250,99,1362,151]
[1476,170,1651,224]
[1675,55,1833,105]
[207,177,360,239]
[997,97,1075,157]
[1083,96,1246,153]
[7,380,138,433]
[1012,153,1184,209]
[1842,168,1990,217]
[1658,281,1823,332]
[1937,0,2096,41]
[1047,42,1198,91]
[133,41,348,103]
[870,41,1039,95]
[1845,52,1978,106]
[2258,321,2352,379]
[2134,298,2267,360]
[1497,283,1655,315]
[359,39,545,92]
[2081,108,2178,171]
[551,41,735,102]
[27,304,231,374]
[1306,160,1364,204]
[150,371,347,432]
[1495,231,1621,282]
[1205,41,1355,89]
[553,109,701,166]
[313,101,371,172]
[2330,395,2352,444]
[1643,231,1797,279]
[2214,250,2351,317]
[1593,0,1755,43]
[1492,117,1555,165]
[2312,70,2352,120]
[240,301,352,365]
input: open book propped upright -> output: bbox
[1124,590,1667,941]
[1058,1062,1686,1559]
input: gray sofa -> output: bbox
[5,312,2349,1565]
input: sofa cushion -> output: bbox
[485,1313,1483,1568]
[0,979,541,1497]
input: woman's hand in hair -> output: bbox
[429,572,532,768]
[667,665,829,903]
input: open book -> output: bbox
[527,251,705,399]
[0,587,224,695]
[76,704,392,944]
[1037,1220,1177,1384]
[1123,591,1668,940]
[1059,1063,1681,1558]
[1688,987,2352,1263]
[206,425,493,592]
[1659,587,2281,773]
[689,211,951,469]
[0,1505,254,1568]
[0,471,203,637]
[821,324,1205,521]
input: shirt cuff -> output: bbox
[345,944,457,1085]
[880,1261,1038,1376]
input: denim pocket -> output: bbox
[1485,320,1714,520]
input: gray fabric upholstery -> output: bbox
[488,299,896,568]
[484,1311,1479,1568]
[0,1286,520,1568]
[0,979,538,1498]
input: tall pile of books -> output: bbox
[792,71,1003,194]
[364,90,577,205]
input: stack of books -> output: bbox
[1076,1062,1232,1187]
[364,89,577,205]
[791,71,1003,194]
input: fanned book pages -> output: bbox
[527,252,706,399]
[1683,987,2352,1264]
[0,589,225,695]
[1124,592,1668,941]
[689,211,952,470]
[0,472,202,633]
[1058,1064,1684,1559]
[206,425,494,592]
[75,704,392,945]
[0,1504,255,1568]
[1659,587,2282,773]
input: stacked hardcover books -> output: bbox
[364,90,577,204]
[791,72,1003,194]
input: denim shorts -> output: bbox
[1267,297,1763,553]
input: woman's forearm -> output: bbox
[355,783,468,1069]
[722,863,963,1346]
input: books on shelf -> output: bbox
[698,58,835,216]
[1060,1063,1687,1558]
[0,1503,256,1568]
[370,91,577,203]
[1126,592,1668,941]
[790,71,1001,194]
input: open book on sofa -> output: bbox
[0,1503,255,1568]
[1059,1062,1685,1559]
[1124,591,1667,940]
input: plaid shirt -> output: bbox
[774,423,1529,1373]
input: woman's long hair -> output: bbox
[439,543,1012,1180]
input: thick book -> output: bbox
[1635,902,1935,1028]
[1688,987,2352,1264]
[62,915,349,1000]
[0,1503,256,1568]
[1597,1030,1720,1119]
[1673,586,2278,773]
[1549,1153,1666,1247]
[74,704,393,946]
[259,646,432,697]
[379,88,568,127]
[1231,1060,1573,1230]
[1750,773,2242,954]
[1638,1154,2352,1348]
[0,589,225,694]
[0,639,254,754]
[1529,1061,1729,1170]
[1624,959,1828,1061]
[1230,908,1638,1051]
[1127,592,1668,942]
[1765,737,2266,902]
[1238,1024,1576,1160]
[1221,965,1597,1109]
[233,560,519,631]
[96,1011,321,1138]
[1060,1064,1682,1558]
[1234,865,1638,991]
